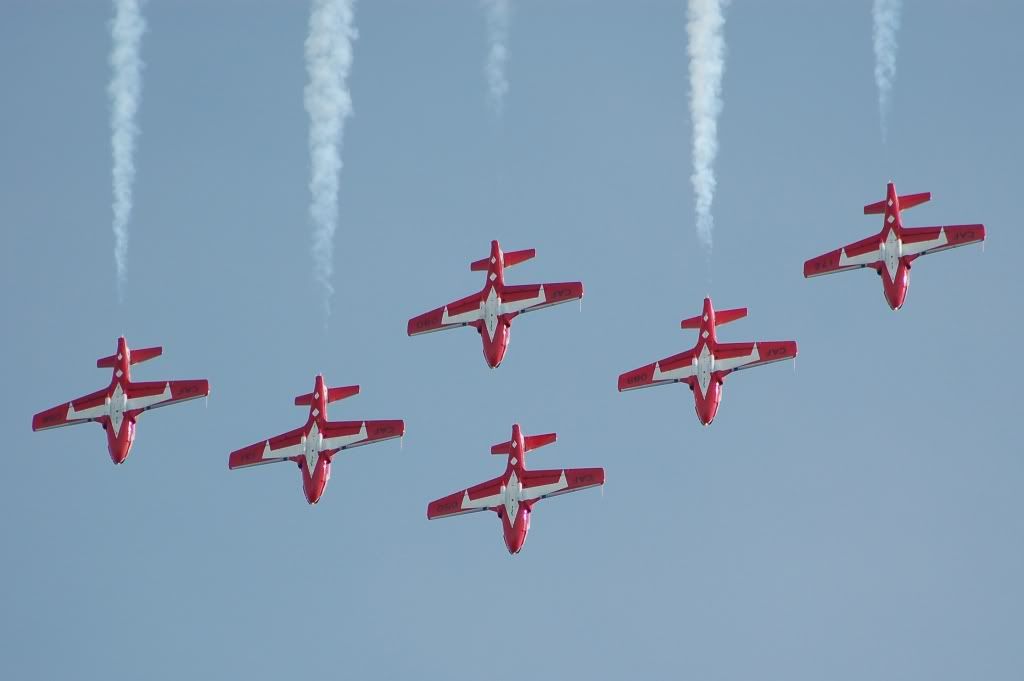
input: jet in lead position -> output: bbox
[618,298,797,426]
[228,375,404,504]
[408,240,584,368]
[32,337,210,464]
[804,182,986,310]
[427,424,604,554]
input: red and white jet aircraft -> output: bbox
[228,375,405,504]
[804,182,986,310]
[618,298,798,426]
[31,337,210,464]
[427,424,604,554]
[408,240,584,368]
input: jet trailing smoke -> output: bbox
[687,0,726,254]
[109,0,146,299]
[482,0,510,110]
[873,0,902,142]
[304,0,357,314]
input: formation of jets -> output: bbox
[32,184,987,553]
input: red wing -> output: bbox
[901,224,985,257]
[321,419,405,452]
[804,233,882,278]
[427,475,505,519]
[228,426,306,469]
[618,348,696,391]
[520,467,605,502]
[500,282,584,315]
[407,290,483,335]
[125,379,209,412]
[32,386,109,431]
[714,341,798,373]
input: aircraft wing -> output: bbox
[427,476,505,519]
[407,291,483,336]
[125,380,209,412]
[900,224,986,258]
[499,282,584,315]
[804,234,882,278]
[714,341,798,373]
[322,419,405,452]
[520,467,605,502]
[32,387,110,431]
[229,426,307,469]
[618,349,697,391]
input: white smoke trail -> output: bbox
[873,0,902,142]
[687,0,726,254]
[482,0,510,111]
[304,0,357,313]
[108,0,145,299]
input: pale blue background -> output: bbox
[1,2,1021,679]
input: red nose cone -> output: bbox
[482,325,511,368]
[303,461,330,505]
[108,441,131,465]
[503,508,530,554]
[696,402,717,426]
[485,343,507,369]
[885,285,907,311]
[694,382,722,426]
[106,421,135,465]
[504,528,527,554]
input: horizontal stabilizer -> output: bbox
[864,192,931,214]
[97,345,162,368]
[681,307,746,329]
[524,433,557,452]
[503,248,536,268]
[471,248,536,271]
[491,432,557,455]
[294,384,360,406]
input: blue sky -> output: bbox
[1,2,1022,679]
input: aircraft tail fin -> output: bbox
[294,385,360,406]
[97,345,162,368]
[864,192,931,214]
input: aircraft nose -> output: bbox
[484,343,505,369]
[108,440,130,465]
[504,533,525,554]
[886,287,906,311]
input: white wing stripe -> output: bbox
[321,422,368,450]
[66,401,108,422]
[461,489,504,511]
[837,245,881,267]
[521,471,569,501]
[714,344,761,373]
[900,229,948,257]
[441,304,483,326]
[125,383,172,410]
[499,285,546,315]
[651,360,696,382]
